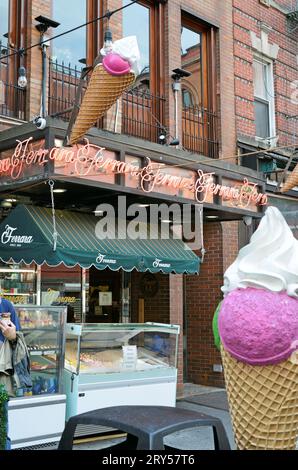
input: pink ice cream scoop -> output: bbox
[102,53,131,76]
[218,287,298,366]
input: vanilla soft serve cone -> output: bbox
[214,207,298,450]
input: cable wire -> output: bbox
[0,0,139,60]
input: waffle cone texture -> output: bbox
[281,163,298,193]
[221,347,298,450]
[69,65,135,145]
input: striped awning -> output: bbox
[0,205,200,274]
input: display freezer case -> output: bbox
[64,322,180,421]
[8,306,67,448]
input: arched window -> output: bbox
[182,88,194,108]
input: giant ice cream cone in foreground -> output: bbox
[213,206,298,450]
[221,347,298,450]
[69,36,139,145]
[281,162,298,193]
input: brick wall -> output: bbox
[233,0,298,146]
[185,220,239,387]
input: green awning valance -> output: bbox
[0,205,200,274]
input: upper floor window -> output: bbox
[182,88,194,107]
[122,0,150,89]
[181,24,202,107]
[0,0,9,40]
[253,57,275,139]
[51,0,87,69]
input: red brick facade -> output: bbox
[1,0,296,391]
[233,0,298,147]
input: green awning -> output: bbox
[0,205,200,274]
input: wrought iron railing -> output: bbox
[48,59,219,156]
[182,105,219,158]
[0,40,26,120]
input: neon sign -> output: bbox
[0,137,268,208]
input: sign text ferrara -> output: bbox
[0,137,268,208]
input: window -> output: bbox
[181,14,218,157]
[253,58,275,139]
[182,88,194,107]
[51,0,87,69]
[181,24,203,106]
[122,0,150,90]
[0,0,9,39]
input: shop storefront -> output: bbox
[0,120,268,400]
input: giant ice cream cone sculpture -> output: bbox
[281,162,298,193]
[213,207,298,450]
[69,36,139,145]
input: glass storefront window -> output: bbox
[41,266,83,322]
[0,261,37,305]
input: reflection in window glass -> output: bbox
[51,0,86,69]
[181,26,202,105]
[182,89,193,107]
[122,0,150,87]
[0,0,9,40]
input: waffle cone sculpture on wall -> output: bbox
[280,162,298,193]
[221,347,298,450]
[69,64,135,145]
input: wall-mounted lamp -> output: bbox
[17,66,27,88]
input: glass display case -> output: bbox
[64,322,180,420]
[8,306,67,449]
[0,262,37,305]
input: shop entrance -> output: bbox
[86,268,131,323]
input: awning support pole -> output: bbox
[48,180,58,251]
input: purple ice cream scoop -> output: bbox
[102,53,131,76]
[218,287,298,366]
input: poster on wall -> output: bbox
[99,291,112,306]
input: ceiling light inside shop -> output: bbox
[53,188,67,193]
[161,219,172,223]
[206,215,219,219]
[4,198,17,203]
[94,210,104,215]
[138,204,150,208]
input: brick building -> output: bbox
[0,0,297,399]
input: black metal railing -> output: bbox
[0,40,26,120]
[122,88,166,143]
[48,59,166,144]
[182,105,219,158]
[48,59,219,155]
[48,59,86,122]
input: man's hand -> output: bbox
[0,319,17,341]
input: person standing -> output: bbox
[0,297,21,450]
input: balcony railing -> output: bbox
[0,41,26,120]
[48,59,219,157]
[182,105,219,158]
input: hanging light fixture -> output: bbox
[17,66,27,88]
